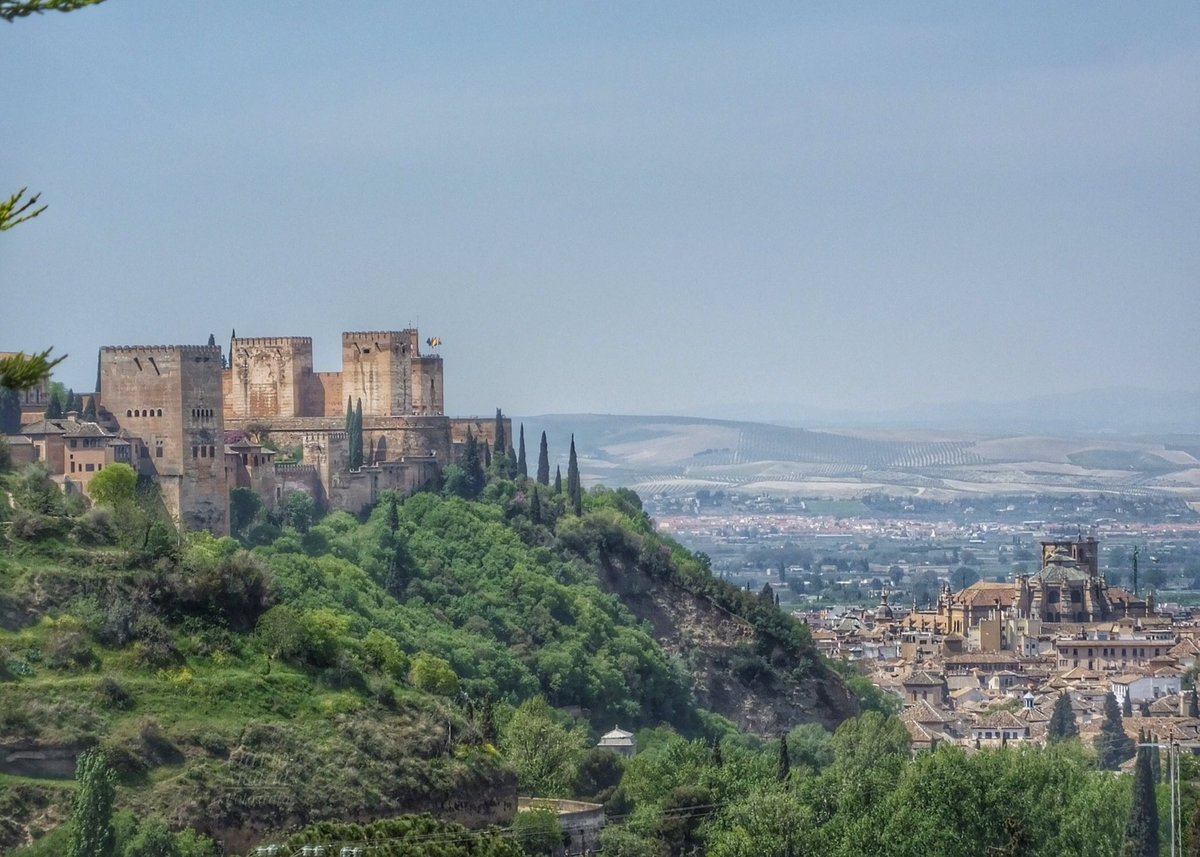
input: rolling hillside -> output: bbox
[525,414,1200,501]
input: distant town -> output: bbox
[652,487,1200,757]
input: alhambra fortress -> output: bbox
[4,329,509,534]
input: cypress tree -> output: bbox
[386,493,400,534]
[536,431,550,485]
[67,749,117,857]
[346,396,354,431]
[46,391,63,418]
[462,430,485,498]
[0,389,21,434]
[1125,732,1160,857]
[351,398,364,469]
[493,408,507,457]
[760,582,776,605]
[554,465,562,495]
[1096,691,1135,770]
[1124,692,1134,718]
[483,443,492,468]
[777,733,790,782]
[1191,686,1199,719]
[567,434,581,515]
[529,487,541,523]
[207,333,216,348]
[517,424,528,479]
[1048,691,1078,742]
[82,393,96,421]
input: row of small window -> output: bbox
[127,408,163,418]
[139,445,165,459]
[1065,648,1163,658]
[68,438,103,449]
[193,445,218,458]
[69,462,102,473]
[191,408,215,420]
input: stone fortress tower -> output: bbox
[90,327,508,532]
[97,344,229,534]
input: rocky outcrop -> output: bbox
[597,556,858,735]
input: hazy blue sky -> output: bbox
[4,2,1198,419]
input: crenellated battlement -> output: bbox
[342,330,415,339]
[102,345,223,354]
[231,336,312,348]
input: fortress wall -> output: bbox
[304,371,344,417]
[342,331,415,416]
[450,417,513,460]
[410,356,444,416]
[228,337,313,419]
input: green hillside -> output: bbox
[0,447,854,854]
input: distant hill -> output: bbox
[523,413,1200,501]
[683,387,1200,435]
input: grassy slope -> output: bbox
[0,477,847,853]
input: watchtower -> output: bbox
[98,344,229,534]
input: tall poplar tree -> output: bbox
[536,431,550,485]
[777,733,790,782]
[67,749,116,857]
[567,434,581,515]
[517,424,528,479]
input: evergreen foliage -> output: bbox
[0,387,22,433]
[536,431,550,485]
[350,398,364,469]
[554,465,562,494]
[1125,734,1160,857]
[493,408,506,456]
[1048,691,1078,742]
[567,434,581,515]
[1095,692,1135,770]
[1191,686,1199,719]
[517,424,527,479]
[777,732,790,781]
[66,750,116,857]
[529,486,541,523]
[1124,692,1134,718]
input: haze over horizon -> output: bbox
[4,3,1198,419]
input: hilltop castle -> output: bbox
[9,329,508,534]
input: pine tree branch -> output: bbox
[1,0,105,22]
